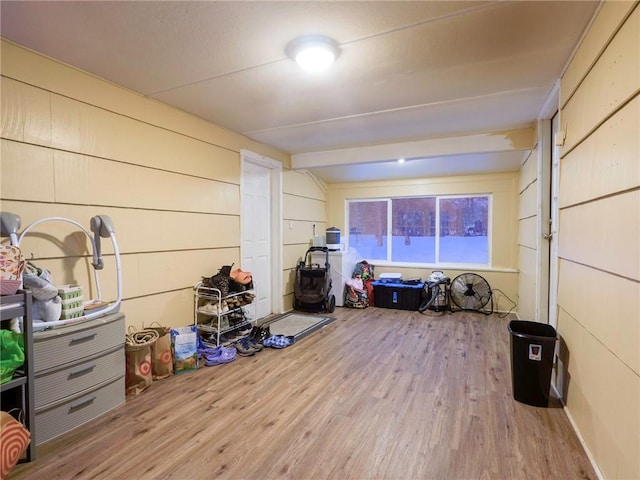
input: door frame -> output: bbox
[240,149,284,316]
[548,112,560,329]
[537,81,560,327]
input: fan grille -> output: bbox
[450,273,492,312]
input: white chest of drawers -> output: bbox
[32,312,125,445]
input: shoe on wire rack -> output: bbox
[237,324,253,336]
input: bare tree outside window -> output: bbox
[347,195,489,266]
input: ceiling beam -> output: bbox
[291,127,535,169]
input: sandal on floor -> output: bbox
[263,334,295,349]
[204,346,236,366]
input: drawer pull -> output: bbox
[69,332,97,345]
[69,396,96,412]
[68,364,96,378]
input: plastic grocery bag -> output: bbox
[170,326,198,374]
[0,330,25,384]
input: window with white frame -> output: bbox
[347,195,490,265]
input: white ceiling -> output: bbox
[0,1,600,183]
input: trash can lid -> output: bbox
[508,320,557,339]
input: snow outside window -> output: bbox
[347,195,490,266]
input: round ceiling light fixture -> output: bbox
[286,35,340,73]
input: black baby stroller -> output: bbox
[293,247,336,313]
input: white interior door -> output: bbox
[241,151,283,320]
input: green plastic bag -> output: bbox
[0,329,25,384]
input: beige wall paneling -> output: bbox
[1,40,294,329]
[120,289,195,331]
[559,96,640,208]
[128,248,239,299]
[0,201,239,255]
[561,1,637,102]
[283,194,326,225]
[558,191,639,281]
[283,220,324,246]
[283,269,296,298]
[485,188,518,269]
[282,288,294,311]
[0,141,55,202]
[517,180,537,320]
[558,260,639,375]
[1,39,288,168]
[518,148,538,192]
[283,244,307,271]
[49,94,241,183]
[475,270,518,313]
[518,182,538,222]
[282,169,327,256]
[0,77,52,144]
[517,141,540,322]
[283,169,326,201]
[108,210,239,253]
[1,40,147,121]
[282,169,327,308]
[517,247,536,319]
[557,307,640,480]
[282,199,325,248]
[0,202,114,260]
[561,6,640,153]
[53,151,240,214]
[518,216,537,250]
[557,5,640,477]
[142,98,253,162]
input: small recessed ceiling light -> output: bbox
[398,158,406,164]
[286,35,340,73]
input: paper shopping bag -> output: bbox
[125,342,152,395]
[147,324,173,380]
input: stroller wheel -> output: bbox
[293,298,300,310]
[326,295,336,313]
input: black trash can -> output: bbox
[508,320,557,407]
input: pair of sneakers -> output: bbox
[233,336,263,356]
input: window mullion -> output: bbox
[387,198,393,262]
[435,197,440,264]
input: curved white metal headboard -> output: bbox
[1,212,122,328]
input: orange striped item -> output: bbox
[0,411,31,479]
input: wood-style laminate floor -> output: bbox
[11,307,596,480]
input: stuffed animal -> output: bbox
[22,263,62,322]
